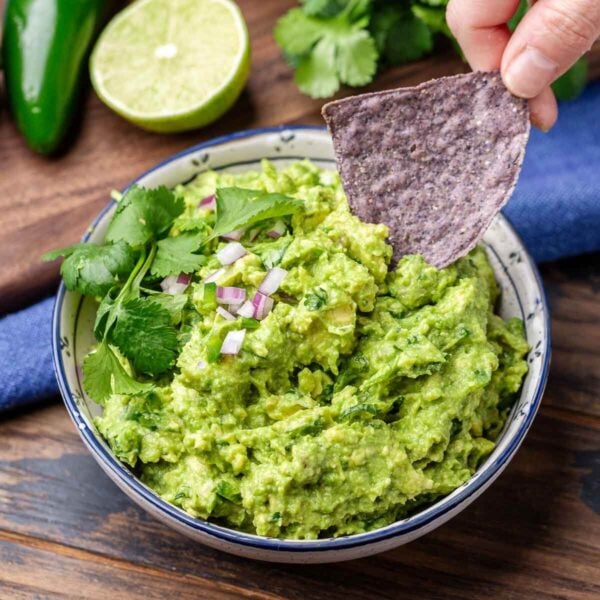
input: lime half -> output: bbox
[90,0,250,133]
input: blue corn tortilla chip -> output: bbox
[322,71,530,267]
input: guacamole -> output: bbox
[95,160,529,539]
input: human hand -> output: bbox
[446,0,600,130]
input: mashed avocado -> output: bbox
[95,160,529,539]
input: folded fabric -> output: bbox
[0,296,57,411]
[504,80,600,262]
[1,81,599,412]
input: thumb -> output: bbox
[501,0,600,98]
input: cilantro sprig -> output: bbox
[44,185,194,402]
[42,241,136,297]
[211,187,303,239]
[275,0,378,98]
[151,232,207,277]
[45,183,304,404]
[275,0,588,100]
[106,186,184,247]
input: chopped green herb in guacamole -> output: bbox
[50,160,529,539]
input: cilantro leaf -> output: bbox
[274,8,324,56]
[275,0,378,99]
[82,342,152,404]
[371,5,433,65]
[42,243,87,261]
[82,343,114,403]
[336,27,379,86]
[346,0,372,23]
[47,241,136,297]
[211,187,303,239]
[150,232,207,278]
[106,186,184,247]
[147,294,188,325]
[296,37,340,98]
[416,0,448,6]
[108,298,179,376]
[411,4,452,38]
[386,14,432,64]
[302,0,347,18]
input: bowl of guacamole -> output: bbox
[52,127,550,563]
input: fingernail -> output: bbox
[504,46,558,98]
[530,113,552,133]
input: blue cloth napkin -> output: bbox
[504,81,600,261]
[1,82,600,412]
[0,296,57,411]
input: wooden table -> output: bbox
[1,1,599,598]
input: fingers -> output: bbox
[529,86,559,131]
[502,0,600,98]
[446,0,586,131]
[447,0,521,70]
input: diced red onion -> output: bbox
[220,329,246,355]
[236,300,255,318]
[267,220,287,239]
[258,267,287,296]
[176,273,191,285]
[252,292,274,320]
[198,195,216,211]
[216,286,246,305]
[217,242,246,265]
[216,306,236,321]
[203,268,225,283]
[160,274,189,295]
[229,302,243,314]
[222,228,245,241]
[160,275,177,292]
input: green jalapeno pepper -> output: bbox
[2,0,112,154]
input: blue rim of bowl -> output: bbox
[52,125,551,553]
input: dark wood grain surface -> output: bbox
[0,0,600,313]
[1,0,599,597]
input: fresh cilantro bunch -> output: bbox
[44,185,197,403]
[44,185,302,404]
[275,0,588,100]
[275,0,450,98]
[274,0,379,98]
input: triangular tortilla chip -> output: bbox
[322,71,530,267]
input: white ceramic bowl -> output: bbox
[52,126,550,563]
